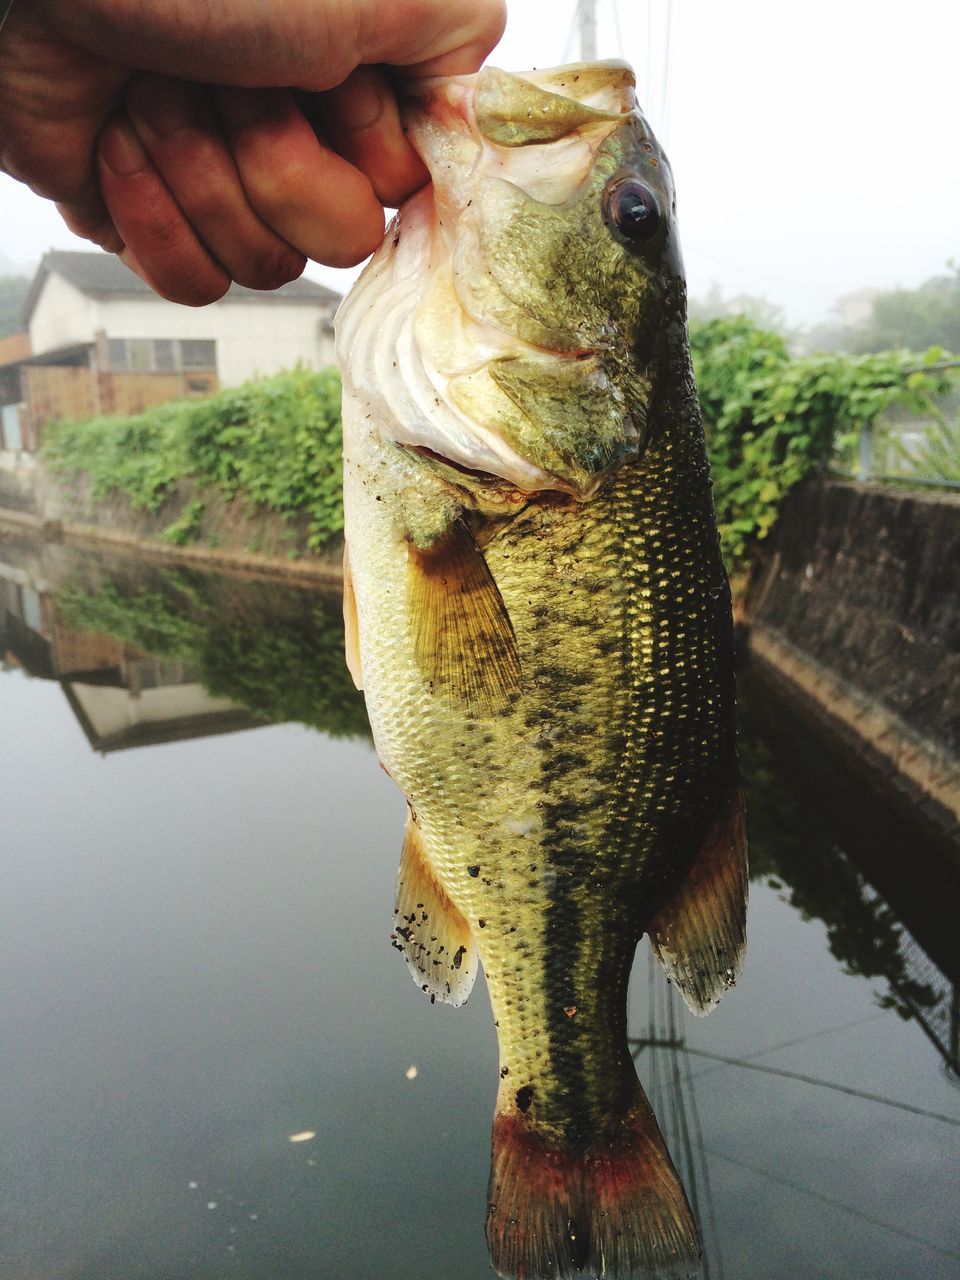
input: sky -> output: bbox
[1,0,957,327]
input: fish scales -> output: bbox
[337,59,747,1280]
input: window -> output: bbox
[20,586,42,634]
[0,403,23,451]
[103,338,217,373]
[180,340,216,369]
[127,339,153,372]
[154,340,175,371]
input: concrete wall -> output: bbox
[746,479,960,838]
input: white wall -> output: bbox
[68,681,243,740]
[29,275,99,354]
[30,275,338,382]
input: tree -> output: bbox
[803,265,960,356]
[688,282,790,337]
[852,263,960,354]
[0,275,30,338]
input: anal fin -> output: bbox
[647,785,748,1016]
[393,810,478,1007]
[409,518,521,715]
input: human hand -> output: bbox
[0,0,505,304]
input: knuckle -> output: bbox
[234,245,306,292]
[154,274,230,307]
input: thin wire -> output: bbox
[682,1047,960,1128]
[682,1046,727,1280]
[562,0,581,64]
[646,951,664,1114]
[645,0,654,110]
[687,1012,888,1082]
[610,0,626,59]
[660,0,673,138]
[707,1146,960,1262]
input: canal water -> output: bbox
[1,543,958,1280]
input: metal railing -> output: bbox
[850,361,960,489]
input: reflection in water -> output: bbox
[0,547,369,748]
[1,539,958,1278]
[738,673,959,1077]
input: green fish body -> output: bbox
[336,60,747,1280]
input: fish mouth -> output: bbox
[407,444,513,486]
[405,444,585,500]
[335,62,646,502]
[401,61,637,210]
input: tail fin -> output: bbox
[486,1088,700,1279]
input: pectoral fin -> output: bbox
[409,519,521,714]
[342,544,363,691]
[647,785,748,1016]
[394,810,478,1007]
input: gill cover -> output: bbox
[335,61,682,501]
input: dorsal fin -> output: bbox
[408,519,521,715]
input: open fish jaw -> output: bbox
[336,61,674,502]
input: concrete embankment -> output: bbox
[744,479,960,844]
[0,451,341,585]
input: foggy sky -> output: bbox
[1,0,956,327]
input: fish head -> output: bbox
[336,60,685,502]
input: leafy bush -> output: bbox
[42,330,956,575]
[44,367,344,552]
[691,316,953,569]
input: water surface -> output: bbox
[1,545,957,1279]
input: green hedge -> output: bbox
[692,317,953,569]
[42,334,955,574]
[44,367,344,553]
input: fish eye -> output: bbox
[603,177,661,243]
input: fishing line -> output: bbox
[562,1,580,64]
[682,1047,960,1128]
[610,0,626,59]
[645,0,653,111]
[706,1146,960,1262]
[660,0,673,140]
[681,1043,728,1280]
[686,1011,888,1083]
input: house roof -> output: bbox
[25,250,342,322]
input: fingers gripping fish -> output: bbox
[336,60,747,1280]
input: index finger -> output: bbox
[353,0,506,77]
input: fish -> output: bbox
[335,59,747,1280]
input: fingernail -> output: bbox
[99,121,147,176]
[331,68,386,133]
[131,76,194,136]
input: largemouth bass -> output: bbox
[336,60,747,1280]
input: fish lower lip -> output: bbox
[408,445,513,485]
[407,446,581,501]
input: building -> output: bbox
[832,287,883,330]
[0,560,263,752]
[0,250,340,452]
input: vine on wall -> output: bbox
[43,332,955,572]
